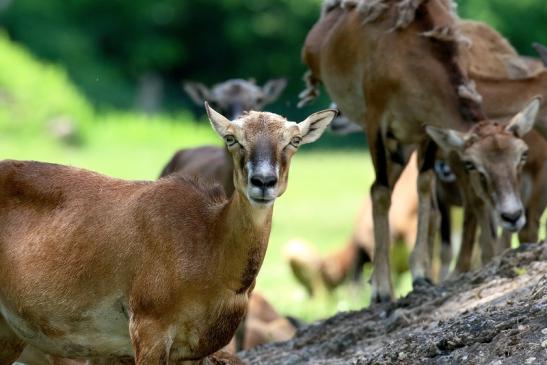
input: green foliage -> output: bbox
[0,32,93,142]
[458,0,547,56]
[0,0,326,116]
[0,0,545,118]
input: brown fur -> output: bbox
[459,20,544,80]
[300,0,543,303]
[0,107,334,365]
[302,0,483,303]
[0,160,256,363]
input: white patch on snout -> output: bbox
[246,160,279,204]
[498,195,526,231]
[253,160,279,178]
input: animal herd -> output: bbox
[0,1,546,364]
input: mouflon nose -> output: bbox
[501,209,523,224]
[250,174,278,189]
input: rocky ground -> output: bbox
[241,242,547,364]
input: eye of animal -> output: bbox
[520,151,528,163]
[224,135,238,146]
[290,136,302,147]
[463,161,476,171]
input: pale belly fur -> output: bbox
[0,296,133,358]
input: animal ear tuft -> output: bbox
[425,126,467,151]
[505,96,541,137]
[261,78,288,105]
[298,109,338,144]
[204,102,232,137]
[183,81,211,106]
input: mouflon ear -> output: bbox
[505,97,541,137]
[261,78,288,105]
[205,102,232,137]
[183,81,211,105]
[298,109,338,144]
[426,126,467,151]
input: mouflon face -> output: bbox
[206,103,337,206]
[427,97,540,231]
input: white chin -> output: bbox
[249,197,275,206]
[500,218,525,232]
[247,187,277,205]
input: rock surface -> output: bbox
[241,242,547,364]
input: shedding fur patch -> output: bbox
[458,80,483,104]
[322,0,359,17]
[358,0,389,24]
[321,0,342,17]
[392,0,426,29]
[322,0,459,30]
[421,25,471,48]
[298,71,321,108]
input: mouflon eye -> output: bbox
[290,136,302,147]
[463,161,476,171]
[224,135,238,146]
[520,151,528,163]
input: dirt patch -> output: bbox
[241,242,547,364]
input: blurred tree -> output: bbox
[0,0,545,119]
[0,0,326,118]
[458,0,547,56]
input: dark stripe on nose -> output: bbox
[249,137,276,168]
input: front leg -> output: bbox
[367,121,409,302]
[437,191,452,280]
[477,206,497,264]
[518,170,546,243]
[409,142,436,285]
[367,120,396,303]
[455,204,478,273]
[130,315,174,365]
[370,181,393,302]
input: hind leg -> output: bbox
[0,315,26,365]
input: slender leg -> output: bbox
[438,192,452,280]
[518,171,546,243]
[0,315,26,365]
[477,207,497,265]
[427,193,440,281]
[455,205,478,272]
[370,180,394,302]
[445,154,485,273]
[130,316,173,365]
[409,141,436,286]
[367,118,401,303]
